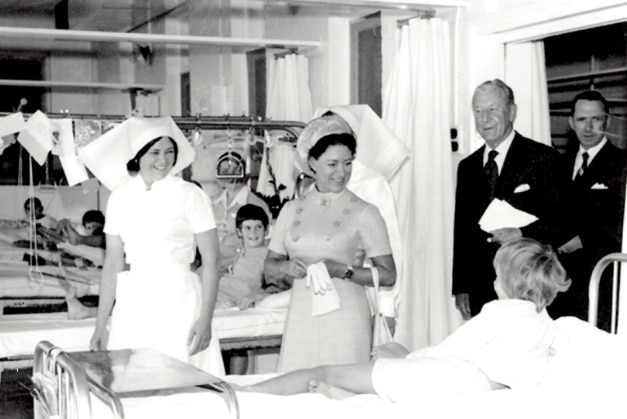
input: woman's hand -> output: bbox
[188,318,212,355]
[282,258,308,278]
[90,326,109,351]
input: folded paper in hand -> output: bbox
[479,198,538,232]
[306,261,341,316]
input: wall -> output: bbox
[45,51,97,115]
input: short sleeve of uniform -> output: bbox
[185,185,216,233]
[103,188,123,236]
[268,200,295,256]
[358,204,392,258]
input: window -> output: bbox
[545,23,627,152]
[0,56,59,185]
[350,12,382,116]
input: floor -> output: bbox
[1,368,33,419]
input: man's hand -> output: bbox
[489,227,522,245]
[558,236,583,254]
[455,293,472,320]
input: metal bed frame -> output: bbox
[30,340,239,419]
[587,252,624,334]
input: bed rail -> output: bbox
[32,340,92,419]
[30,341,240,419]
[587,252,625,333]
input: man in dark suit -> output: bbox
[453,79,562,319]
[551,90,626,331]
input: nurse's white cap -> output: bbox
[79,116,195,191]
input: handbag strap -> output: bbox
[370,266,382,314]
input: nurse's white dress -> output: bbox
[104,175,225,376]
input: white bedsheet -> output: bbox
[89,376,625,419]
[0,307,286,359]
[0,226,101,299]
[85,318,627,419]
[0,261,100,299]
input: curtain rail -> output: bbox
[0,112,305,137]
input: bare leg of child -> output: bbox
[240,362,376,396]
[65,287,97,320]
[308,379,358,400]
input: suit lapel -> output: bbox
[582,142,611,181]
[495,133,525,196]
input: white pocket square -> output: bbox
[514,184,530,193]
[591,183,608,190]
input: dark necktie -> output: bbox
[484,149,499,200]
[576,152,589,180]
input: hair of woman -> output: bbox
[307,132,357,160]
[126,136,179,173]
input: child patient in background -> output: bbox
[241,238,571,402]
[216,204,269,310]
[58,210,106,249]
[24,197,58,230]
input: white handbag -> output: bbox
[371,266,394,348]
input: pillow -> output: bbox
[256,290,291,309]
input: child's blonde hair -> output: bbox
[493,238,571,311]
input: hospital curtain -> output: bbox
[266,53,313,122]
[258,54,312,200]
[505,41,552,146]
[382,17,461,350]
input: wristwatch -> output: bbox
[343,264,354,280]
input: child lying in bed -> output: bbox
[239,238,572,402]
[58,209,106,249]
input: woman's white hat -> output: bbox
[79,116,195,191]
[312,105,410,181]
[295,114,354,175]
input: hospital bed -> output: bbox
[19,253,627,419]
[0,306,286,374]
[30,341,239,419]
[0,226,101,315]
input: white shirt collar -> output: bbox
[579,136,607,162]
[483,129,516,173]
[572,136,607,179]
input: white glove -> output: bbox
[305,261,333,295]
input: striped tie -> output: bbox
[484,150,499,200]
[576,152,589,180]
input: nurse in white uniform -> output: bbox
[88,117,224,376]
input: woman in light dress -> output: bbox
[264,116,397,372]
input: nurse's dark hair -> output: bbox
[308,133,357,160]
[126,136,178,174]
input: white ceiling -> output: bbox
[0,0,444,33]
[1,0,188,32]
[0,0,448,53]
